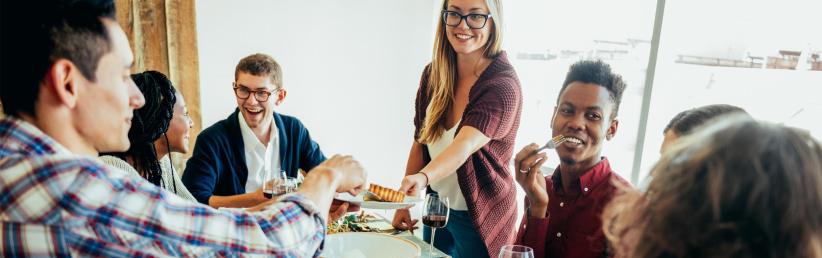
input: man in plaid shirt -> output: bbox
[0,0,366,257]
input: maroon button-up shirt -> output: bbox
[515,158,630,258]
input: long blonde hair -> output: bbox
[417,0,504,144]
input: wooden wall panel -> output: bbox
[115,0,201,171]
[165,0,202,150]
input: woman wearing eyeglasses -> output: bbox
[393,0,522,257]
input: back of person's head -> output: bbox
[234,53,282,89]
[557,60,627,120]
[104,71,176,186]
[1,0,116,117]
[665,104,749,136]
[604,115,822,258]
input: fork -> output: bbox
[535,135,567,152]
[364,190,384,202]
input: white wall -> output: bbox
[196,0,438,189]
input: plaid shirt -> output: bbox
[0,118,327,257]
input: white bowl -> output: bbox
[321,232,420,258]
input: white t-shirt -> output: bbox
[427,121,469,211]
[238,113,280,193]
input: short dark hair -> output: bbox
[557,60,627,119]
[664,104,749,136]
[234,53,282,89]
[0,0,116,117]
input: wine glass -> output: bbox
[498,245,534,258]
[422,193,449,255]
[263,170,288,199]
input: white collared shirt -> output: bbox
[238,112,280,193]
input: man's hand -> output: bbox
[298,154,367,220]
[514,143,550,218]
[329,200,361,221]
[316,154,366,195]
[392,208,418,230]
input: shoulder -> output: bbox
[485,51,519,81]
[475,53,520,95]
[197,117,234,143]
[608,172,632,189]
[98,155,140,176]
[416,63,434,100]
[276,113,308,131]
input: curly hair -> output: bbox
[557,60,627,120]
[104,71,176,187]
[603,115,822,258]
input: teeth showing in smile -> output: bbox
[246,108,262,113]
[565,137,583,144]
[456,34,473,40]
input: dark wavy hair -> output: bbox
[603,115,822,258]
[664,104,749,136]
[104,71,176,187]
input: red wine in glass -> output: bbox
[422,193,449,255]
[422,215,447,228]
[263,191,274,199]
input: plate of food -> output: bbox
[335,184,422,210]
[320,232,420,258]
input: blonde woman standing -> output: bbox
[393,0,522,257]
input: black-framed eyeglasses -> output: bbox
[233,83,278,102]
[442,10,492,29]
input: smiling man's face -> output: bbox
[551,82,618,170]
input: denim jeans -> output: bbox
[423,209,489,258]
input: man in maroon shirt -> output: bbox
[513,60,630,258]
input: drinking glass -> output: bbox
[421,193,449,255]
[263,170,290,199]
[498,245,534,258]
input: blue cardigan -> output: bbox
[182,109,326,204]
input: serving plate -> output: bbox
[335,192,422,210]
[320,232,420,258]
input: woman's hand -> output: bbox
[514,143,550,218]
[398,173,428,197]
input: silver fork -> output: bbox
[535,135,566,152]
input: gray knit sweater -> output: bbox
[99,155,197,202]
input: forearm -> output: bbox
[422,127,489,182]
[208,193,266,208]
[527,195,549,218]
[296,167,341,219]
[516,208,550,258]
[421,141,473,181]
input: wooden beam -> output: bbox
[135,0,170,74]
[113,0,202,171]
[114,0,135,61]
[166,0,202,159]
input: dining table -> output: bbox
[329,210,451,258]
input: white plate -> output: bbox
[321,232,420,258]
[335,192,422,210]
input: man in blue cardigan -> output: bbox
[183,54,326,208]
